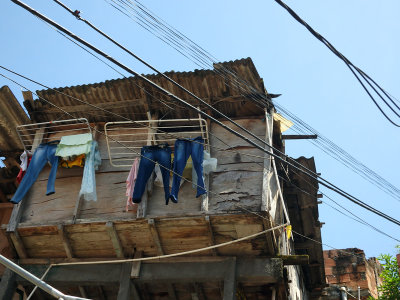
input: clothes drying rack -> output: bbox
[16,118,92,151]
[104,118,209,167]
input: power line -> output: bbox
[9,0,400,227]
[106,0,400,203]
[274,0,400,127]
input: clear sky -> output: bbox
[1,0,399,258]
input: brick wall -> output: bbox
[323,248,382,300]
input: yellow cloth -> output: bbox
[286,225,292,239]
[60,154,85,168]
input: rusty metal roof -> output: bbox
[27,58,270,123]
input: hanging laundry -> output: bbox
[170,136,206,203]
[11,141,60,204]
[55,133,92,159]
[125,157,139,212]
[20,150,32,171]
[60,154,85,168]
[16,151,32,184]
[154,154,191,188]
[132,144,171,205]
[192,150,217,188]
[79,141,101,202]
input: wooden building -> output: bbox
[0,58,325,299]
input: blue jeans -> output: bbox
[132,144,171,204]
[11,141,59,204]
[170,136,206,202]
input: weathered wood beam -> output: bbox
[282,135,317,140]
[0,268,17,300]
[223,257,236,300]
[78,286,87,298]
[204,216,217,256]
[106,221,125,258]
[117,262,133,300]
[278,255,309,265]
[57,224,73,258]
[131,251,143,279]
[72,195,83,224]
[9,231,27,258]
[148,219,164,255]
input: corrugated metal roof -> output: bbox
[28,58,270,123]
[0,86,30,154]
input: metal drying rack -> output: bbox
[16,118,92,151]
[104,118,209,167]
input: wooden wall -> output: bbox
[18,118,268,227]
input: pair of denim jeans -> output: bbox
[132,144,171,204]
[170,136,206,202]
[11,141,60,204]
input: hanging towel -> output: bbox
[55,133,93,158]
[126,157,139,212]
[79,141,101,202]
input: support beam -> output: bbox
[57,224,73,258]
[96,286,107,300]
[106,221,124,258]
[117,262,133,300]
[0,268,17,300]
[148,219,164,255]
[204,216,217,256]
[223,258,236,300]
[78,286,87,298]
[131,251,143,278]
[18,258,283,285]
[9,231,28,258]
[282,135,317,140]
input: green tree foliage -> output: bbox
[369,248,400,300]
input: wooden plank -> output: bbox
[282,134,317,140]
[223,258,236,300]
[117,262,133,300]
[148,219,164,255]
[131,251,143,278]
[78,286,87,298]
[10,231,28,258]
[204,216,217,256]
[106,221,124,258]
[57,224,73,258]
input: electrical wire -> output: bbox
[274,0,400,127]
[108,0,400,203]
[8,0,400,226]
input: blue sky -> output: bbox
[1,0,399,258]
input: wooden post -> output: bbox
[57,224,73,258]
[106,221,125,258]
[148,219,164,255]
[117,262,133,300]
[0,268,17,300]
[223,258,237,300]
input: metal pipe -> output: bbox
[340,287,348,300]
[0,255,89,300]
